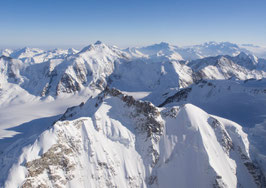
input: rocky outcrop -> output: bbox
[56,74,81,95]
[22,144,76,188]
[158,88,192,107]
[208,117,266,188]
[208,117,233,154]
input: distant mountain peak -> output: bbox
[159,41,170,46]
[94,40,103,45]
[237,51,249,59]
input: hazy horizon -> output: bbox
[1,40,266,51]
[1,0,266,49]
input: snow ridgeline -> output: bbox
[2,88,265,188]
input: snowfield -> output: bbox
[0,41,266,187]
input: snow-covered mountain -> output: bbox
[1,41,266,188]
[2,88,265,188]
[0,47,79,64]
[21,41,128,97]
[187,52,266,81]
[0,41,129,100]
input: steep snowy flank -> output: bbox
[2,88,264,188]
[159,78,266,179]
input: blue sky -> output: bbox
[0,0,265,49]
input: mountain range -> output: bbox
[0,41,266,188]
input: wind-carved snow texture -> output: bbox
[1,41,266,188]
[1,88,265,188]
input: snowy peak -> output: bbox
[78,41,123,57]
[79,42,107,54]
[144,42,172,51]
[132,42,183,61]
[10,47,44,60]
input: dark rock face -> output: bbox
[105,88,163,137]
[208,117,233,154]
[158,87,192,107]
[59,105,81,121]
[0,55,12,61]
[73,64,87,84]
[161,106,180,118]
[192,70,206,83]
[243,162,266,187]
[56,74,81,95]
